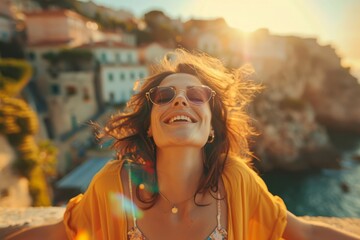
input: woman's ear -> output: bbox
[207,127,215,143]
[147,125,153,137]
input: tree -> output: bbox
[0,59,57,206]
[0,39,25,59]
[142,10,179,45]
[32,0,78,10]
[42,49,93,72]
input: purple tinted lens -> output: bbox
[150,87,175,104]
[187,86,211,104]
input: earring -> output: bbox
[207,131,215,143]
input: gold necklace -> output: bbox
[158,191,195,214]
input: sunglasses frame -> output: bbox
[145,85,216,106]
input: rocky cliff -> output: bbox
[243,32,360,171]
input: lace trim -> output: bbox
[207,227,228,240]
[128,226,146,240]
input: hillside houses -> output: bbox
[77,41,148,105]
[3,6,294,173]
[0,0,16,43]
[0,13,15,43]
[9,8,174,173]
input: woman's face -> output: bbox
[148,73,212,149]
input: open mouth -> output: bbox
[166,115,196,124]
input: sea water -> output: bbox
[262,131,360,217]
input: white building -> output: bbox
[47,72,98,137]
[197,32,223,56]
[100,65,148,104]
[80,41,138,64]
[0,13,14,42]
[78,41,149,104]
[139,42,173,64]
[25,43,67,95]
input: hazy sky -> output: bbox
[88,0,360,79]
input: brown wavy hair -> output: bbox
[96,49,261,205]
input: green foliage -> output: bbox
[0,59,32,97]
[0,59,58,206]
[28,166,51,206]
[0,40,25,59]
[32,0,78,10]
[42,49,93,65]
[42,49,93,72]
[38,140,58,177]
[42,52,60,65]
[135,29,153,45]
[0,95,57,206]
[0,65,24,80]
[141,10,179,44]
[58,49,93,62]
[0,95,38,136]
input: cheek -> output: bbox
[204,107,212,126]
[149,107,163,137]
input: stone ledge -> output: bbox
[0,207,360,237]
[0,207,65,228]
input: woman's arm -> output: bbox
[5,221,68,240]
[283,211,360,240]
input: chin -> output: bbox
[164,138,207,148]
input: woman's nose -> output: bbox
[172,90,189,107]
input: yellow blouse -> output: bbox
[64,157,287,239]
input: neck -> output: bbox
[156,146,204,203]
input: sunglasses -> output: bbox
[145,85,216,106]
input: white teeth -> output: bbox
[168,115,192,123]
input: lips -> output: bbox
[164,113,197,124]
[168,115,192,123]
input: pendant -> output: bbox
[171,206,178,214]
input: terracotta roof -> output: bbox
[24,9,90,22]
[139,41,175,49]
[26,39,72,47]
[77,41,136,49]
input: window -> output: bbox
[127,53,133,63]
[115,53,121,63]
[108,73,114,81]
[129,72,135,80]
[66,86,77,96]
[28,52,36,61]
[83,87,90,101]
[101,53,107,63]
[109,92,115,104]
[50,84,60,95]
[1,32,8,41]
[129,89,134,98]
[119,72,126,81]
[71,115,78,130]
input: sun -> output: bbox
[190,0,319,35]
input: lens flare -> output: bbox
[75,230,90,240]
[108,192,144,219]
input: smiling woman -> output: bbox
[6,49,360,240]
